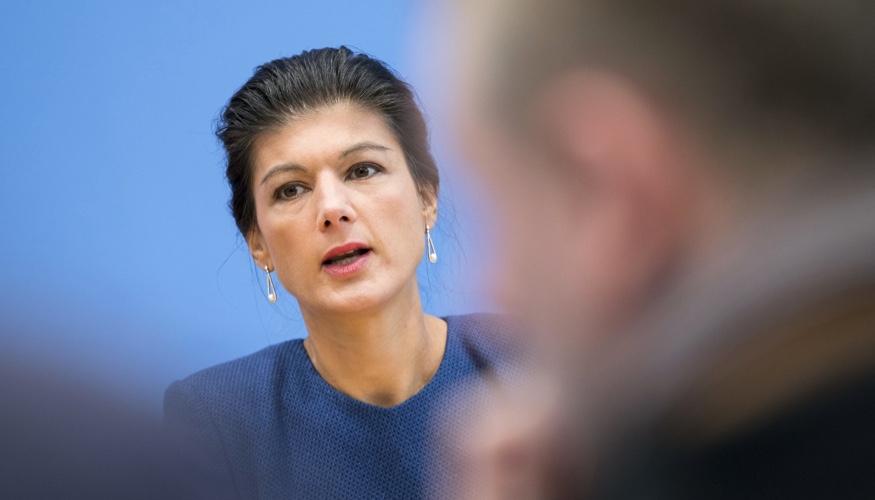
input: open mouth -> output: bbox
[322,248,371,266]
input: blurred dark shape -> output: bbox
[443,0,875,497]
[0,351,194,499]
[571,180,875,498]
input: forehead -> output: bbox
[250,104,400,173]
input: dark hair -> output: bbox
[496,0,875,163]
[216,46,439,236]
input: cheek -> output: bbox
[490,163,607,324]
[254,202,314,277]
[364,178,426,258]
[262,221,308,284]
[488,173,564,300]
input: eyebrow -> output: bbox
[340,141,392,158]
[260,142,392,185]
[260,163,307,185]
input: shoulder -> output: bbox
[444,313,525,374]
[164,340,305,415]
[162,343,307,499]
[446,313,518,345]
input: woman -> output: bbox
[164,47,514,499]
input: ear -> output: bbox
[420,186,439,229]
[535,70,687,196]
[245,225,273,271]
[533,70,699,314]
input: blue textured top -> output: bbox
[164,314,515,499]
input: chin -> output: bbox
[302,273,419,318]
[313,289,395,317]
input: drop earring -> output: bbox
[264,265,277,303]
[425,225,437,263]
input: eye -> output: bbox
[275,183,307,201]
[348,163,381,180]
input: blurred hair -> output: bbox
[493,0,875,166]
[217,46,439,237]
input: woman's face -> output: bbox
[246,103,436,317]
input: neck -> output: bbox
[299,280,448,408]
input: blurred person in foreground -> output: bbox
[0,349,195,499]
[440,0,875,498]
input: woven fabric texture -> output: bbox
[164,314,516,499]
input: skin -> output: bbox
[438,1,736,496]
[438,1,867,496]
[461,71,727,348]
[246,103,447,408]
[447,71,716,498]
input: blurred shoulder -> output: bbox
[445,313,526,373]
[446,312,519,340]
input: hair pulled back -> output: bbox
[217,46,439,236]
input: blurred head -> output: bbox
[449,0,875,344]
[217,47,439,315]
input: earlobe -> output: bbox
[420,188,439,228]
[246,226,272,269]
[425,206,438,230]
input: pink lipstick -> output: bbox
[322,242,371,276]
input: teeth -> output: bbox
[327,249,366,266]
[333,254,358,265]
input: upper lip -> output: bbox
[322,242,370,264]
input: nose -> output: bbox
[315,173,356,230]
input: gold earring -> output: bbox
[264,265,277,303]
[426,225,437,263]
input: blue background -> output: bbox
[0,0,496,414]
